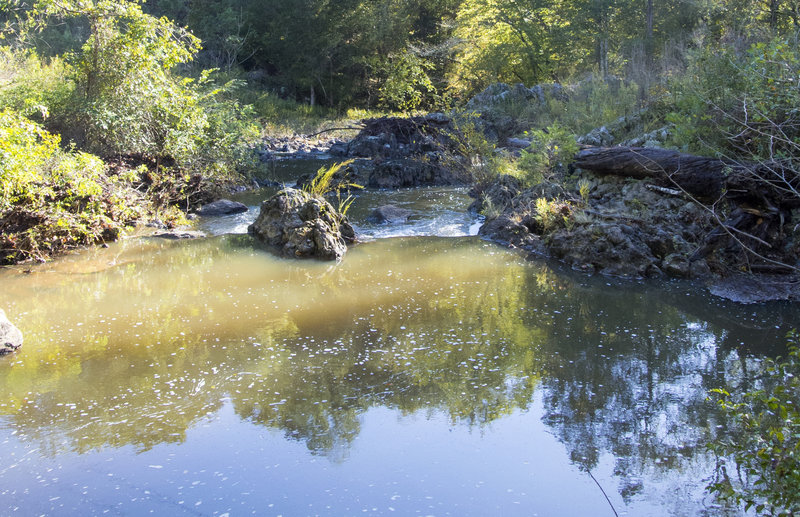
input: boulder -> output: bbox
[248,188,355,261]
[367,205,413,224]
[709,274,800,303]
[0,309,23,355]
[197,199,249,217]
[577,126,614,147]
[336,115,471,188]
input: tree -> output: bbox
[449,0,580,96]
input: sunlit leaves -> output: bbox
[709,331,800,516]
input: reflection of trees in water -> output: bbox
[226,261,545,458]
[0,233,792,504]
[527,274,788,508]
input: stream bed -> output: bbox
[1,159,797,516]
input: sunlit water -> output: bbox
[1,160,797,516]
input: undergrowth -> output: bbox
[0,109,153,264]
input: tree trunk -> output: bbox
[770,0,780,30]
[574,146,800,208]
[645,0,654,63]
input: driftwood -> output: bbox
[574,146,800,208]
[574,147,800,267]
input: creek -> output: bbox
[0,159,796,516]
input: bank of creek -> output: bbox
[1,151,797,515]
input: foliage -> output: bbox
[0,47,74,123]
[668,35,800,160]
[577,178,591,204]
[534,197,561,232]
[708,331,800,516]
[517,124,578,185]
[0,108,144,263]
[302,159,363,215]
[374,50,438,111]
[448,0,578,96]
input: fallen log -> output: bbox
[574,146,800,208]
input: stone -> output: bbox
[196,199,249,217]
[367,159,464,189]
[150,230,207,240]
[0,309,23,355]
[578,126,614,147]
[709,274,800,303]
[367,205,414,224]
[248,188,355,261]
[468,174,522,214]
[662,253,692,278]
[506,138,532,149]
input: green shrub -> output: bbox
[517,124,578,185]
[0,108,145,263]
[373,50,437,112]
[708,331,800,516]
[0,48,74,125]
[302,159,362,215]
[667,35,800,164]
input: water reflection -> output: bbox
[0,233,793,513]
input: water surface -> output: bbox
[0,161,796,516]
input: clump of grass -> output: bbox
[302,159,363,215]
[577,179,592,204]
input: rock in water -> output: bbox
[0,309,23,355]
[248,188,355,261]
[196,199,249,216]
[367,205,413,224]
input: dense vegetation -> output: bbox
[2,0,799,263]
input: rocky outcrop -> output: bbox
[476,174,715,279]
[464,82,568,142]
[248,188,355,261]
[331,115,472,188]
[468,174,522,214]
[577,111,673,149]
[0,309,23,355]
[368,158,463,189]
[196,199,249,216]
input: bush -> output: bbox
[667,35,800,162]
[517,124,578,185]
[373,50,438,112]
[708,331,800,516]
[0,109,145,263]
[0,48,74,125]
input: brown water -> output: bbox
[0,168,797,516]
